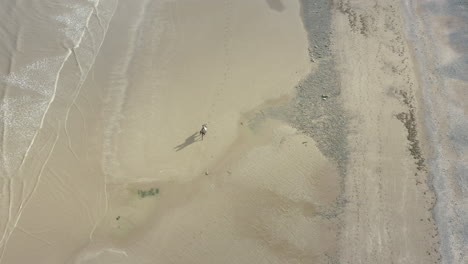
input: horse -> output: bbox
[200,124,208,140]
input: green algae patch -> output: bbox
[137,188,159,198]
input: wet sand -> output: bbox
[2,0,329,263]
[402,0,468,263]
[0,0,466,263]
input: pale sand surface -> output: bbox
[0,0,464,263]
[332,0,440,262]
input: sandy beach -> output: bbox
[0,0,466,263]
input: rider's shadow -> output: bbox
[174,132,200,151]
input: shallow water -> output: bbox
[0,0,117,261]
[0,0,113,176]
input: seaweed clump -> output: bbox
[396,90,425,171]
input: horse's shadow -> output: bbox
[174,132,199,151]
